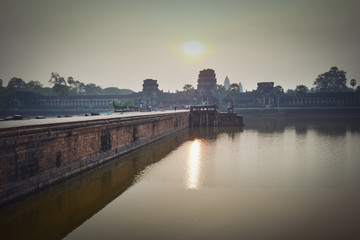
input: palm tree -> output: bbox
[350,79,356,90]
[49,72,66,85]
[227,83,239,105]
[49,72,69,99]
[183,84,195,104]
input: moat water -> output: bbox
[1,117,360,239]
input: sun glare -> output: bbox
[187,139,201,189]
[181,40,205,57]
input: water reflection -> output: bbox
[0,129,192,240]
[1,117,360,240]
[187,139,201,189]
[244,116,360,136]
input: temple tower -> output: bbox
[224,76,230,91]
[197,69,217,104]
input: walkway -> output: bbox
[0,110,189,129]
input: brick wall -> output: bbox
[0,112,189,206]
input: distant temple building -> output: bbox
[256,82,275,106]
[142,79,160,107]
[196,69,217,104]
[257,82,274,91]
[5,69,360,113]
[224,76,230,91]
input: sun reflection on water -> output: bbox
[187,139,201,189]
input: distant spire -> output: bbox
[238,82,243,92]
[224,76,230,91]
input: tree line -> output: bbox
[0,72,133,97]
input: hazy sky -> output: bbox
[1,0,359,92]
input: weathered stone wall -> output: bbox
[0,112,189,206]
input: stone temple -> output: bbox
[197,69,217,104]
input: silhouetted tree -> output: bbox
[103,87,124,95]
[313,66,348,92]
[214,84,226,104]
[227,83,239,104]
[350,79,356,89]
[182,84,195,104]
[7,77,26,89]
[356,85,360,93]
[67,76,74,85]
[49,72,66,86]
[54,85,69,99]
[84,83,102,95]
[66,77,86,95]
[104,88,132,95]
[0,79,3,88]
[26,80,43,89]
[286,89,295,95]
[294,85,309,98]
[49,72,69,98]
[273,85,284,107]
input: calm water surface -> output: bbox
[1,117,360,239]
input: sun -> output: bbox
[181,40,205,57]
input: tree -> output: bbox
[53,84,69,99]
[272,85,284,107]
[67,76,74,85]
[286,89,295,95]
[49,72,69,98]
[350,79,356,90]
[227,83,240,104]
[84,83,102,95]
[49,72,66,86]
[214,84,226,104]
[7,77,26,89]
[294,85,309,98]
[313,66,348,92]
[182,84,195,104]
[103,87,133,95]
[26,80,43,89]
[356,85,360,93]
[0,79,3,88]
[66,77,86,95]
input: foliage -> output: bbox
[227,83,240,102]
[214,84,226,103]
[49,72,69,98]
[313,66,348,92]
[53,84,69,99]
[350,79,357,87]
[182,84,195,103]
[7,77,27,89]
[26,80,43,89]
[0,87,6,109]
[49,72,66,86]
[0,79,3,88]
[294,85,309,98]
[286,89,295,95]
[356,85,360,93]
[272,85,284,107]
[84,83,102,95]
[103,87,133,95]
[68,78,85,95]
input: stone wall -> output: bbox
[0,112,189,206]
